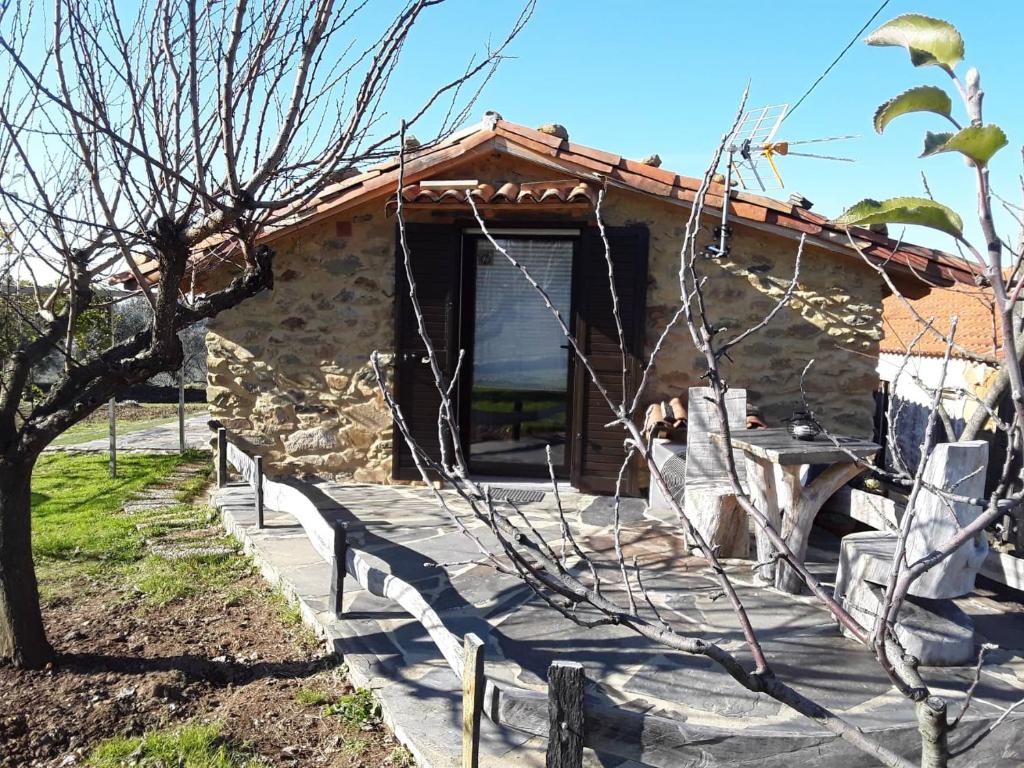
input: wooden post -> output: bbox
[330,521,348,617]
[108,303,117,479]
[462,633,485,768]
[216,427,228,488]
[108,395,117,479]
[178,366,186,454]
[254,455,265,529]
[545,661,584,768]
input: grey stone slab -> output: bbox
[624,653,782,717]
[579,497,648,526]
[149,544,235,559]
[213,476,1024,768]
[722,427,880,466]
[45,413,211,453]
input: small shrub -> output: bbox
[323,688,381,727]
[386,744,415,767]
[269,588,303,627]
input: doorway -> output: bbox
[464,234,576,478]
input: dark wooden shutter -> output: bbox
[392,223,461,479]
[571,225,648,495]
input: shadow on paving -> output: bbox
[216,480,1024,768]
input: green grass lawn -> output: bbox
[87,722,270,768]
[31,451,234,604]
[49,403,207,446]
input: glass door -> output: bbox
[468,236,574,476]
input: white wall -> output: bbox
[877,352,995,469]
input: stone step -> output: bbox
[135,519,198,532]
[138,511,204,524]
[148,543,235,560]
[124,503,182,516]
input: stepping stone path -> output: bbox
[122,462,236,560]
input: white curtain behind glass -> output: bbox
[472,238,572,392]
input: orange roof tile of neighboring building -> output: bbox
[881,282,1001,361]
[112,114,983,290]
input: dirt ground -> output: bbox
[1,510,405,767]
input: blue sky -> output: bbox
[381,0,1024,257]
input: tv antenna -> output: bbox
[726,104,856,192]
[704,104,857,260]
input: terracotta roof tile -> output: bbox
[111,115,983,290]
[881,283,1001,360]
[399,180,597,207]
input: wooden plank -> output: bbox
[546,661,584,768]
[721,428,879,465]
[825,487,1024,592]
[746,453,781,583]
[823,487,901,531]
[904,441,989,599]
[981,549,1024,592]
[462,633,485,768]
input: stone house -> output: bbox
[121,114,977,494]
[878,278,1006,472]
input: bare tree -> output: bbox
[0,0,533,669]
[374,15,1023,768]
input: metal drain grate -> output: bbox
[661,453,687,498]
[489,487,546,504]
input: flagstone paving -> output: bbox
[45,412,211,453]
[213,480,1024,768]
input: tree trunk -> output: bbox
[0,454,53,668]
[916,696,948,768]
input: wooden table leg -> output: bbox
[744,453,782,584]
[775,462,866,594]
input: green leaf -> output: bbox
[873,86,953,134]
[919,124,1009,166]
[921,131,954,157]
[865,14,964,71]
[836,197,963,238]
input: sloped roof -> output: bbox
[881,283,1001,361]
[400,179,598,206]
[112,114,981,289]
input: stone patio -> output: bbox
[213,479,1024,767]
[45,413,211,453]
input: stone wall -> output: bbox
[597,190,882,433]
[206,201,397,481]
[206,156,882,483]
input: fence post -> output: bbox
[178,366,186,454]
[217,427,228,488]
[330,520,348,617]
[546,661,584,768]
[108,303,116,479]
[254,455,265,529]
[108,395,117,479]
[462,633,485,768]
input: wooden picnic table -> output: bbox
[713,427,880,594]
